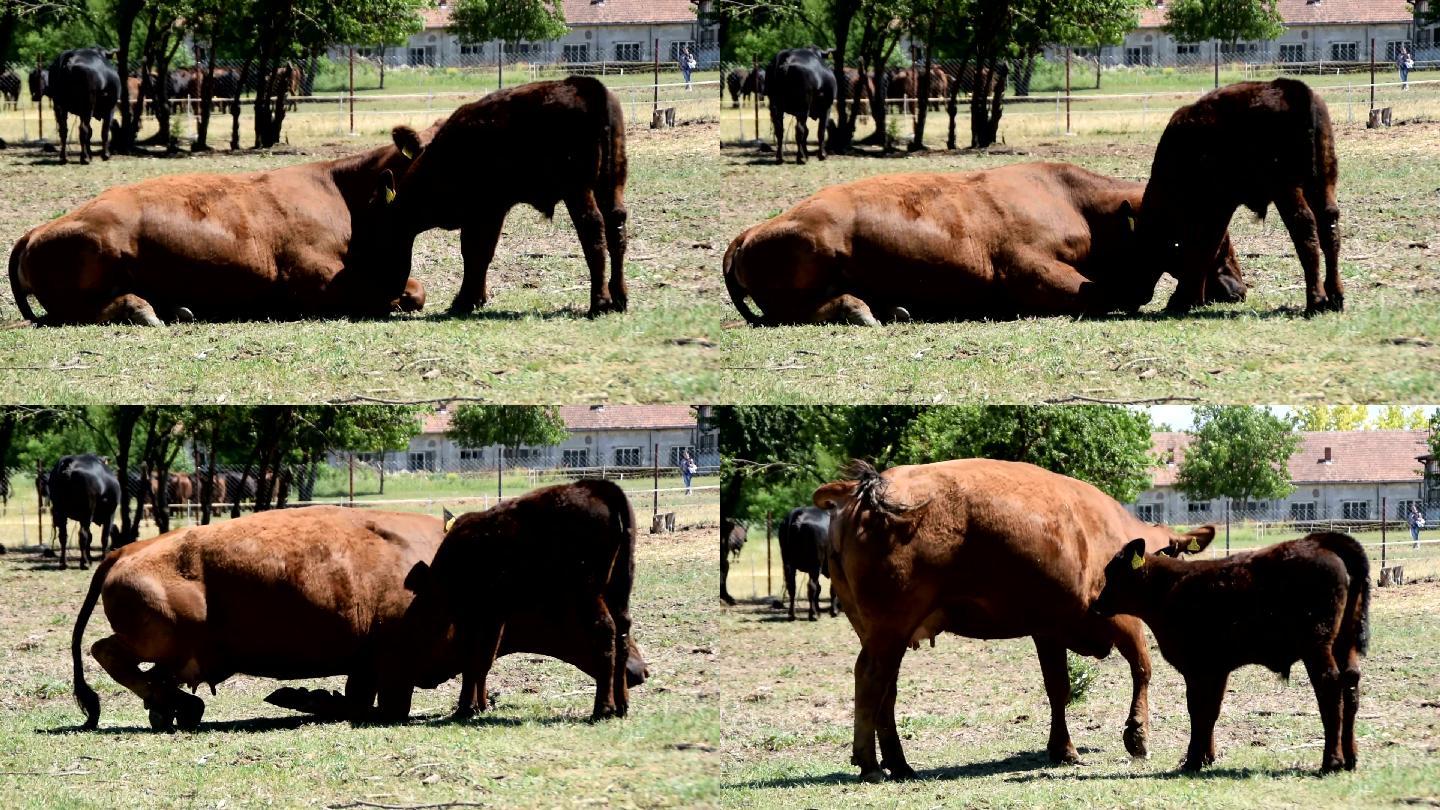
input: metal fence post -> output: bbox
[652,442,659,518]
[1065,46,1072,134]
[497,447,503,498]
[752,56,760,142]
[36,458,43,549]
[1224,500,1230,556]
[348,46,355,136]
[1381,495,1387,571]
[348,452,354,507]
[766,510,772,597]
[653,38,660,120]
[1369,38,1376,112]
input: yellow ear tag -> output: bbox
[444,515,456,532]
[1127,214,1136,233]
[1187,538,1201,552]
[384,186,396,204]
[400,146,414,159]
[1130,551,1145,570]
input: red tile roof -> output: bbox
[1137,0,1413,29]
[421,405,696,435]
[421,0,697,31]
[1150,430,1428,487]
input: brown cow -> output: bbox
[373,77,627,317]
[887,67,947,111]
[70,505,648,730]
[379,480,636,722]
[812,459,1215,782]
[1140,78,1341,315]
[9,126,436,325]
[723,162,1246,325]
[841,68,874,118]
[1094,532,1369,773]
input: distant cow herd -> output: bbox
[724,458,1372,778]
[729,44,1344,318]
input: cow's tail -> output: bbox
[7,232,39,324]
[1323,532,1371,657]
[723,233,765,326]
[72,550,117,729]
[606,483,635,625]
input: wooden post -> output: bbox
[1381,495,1387,570]
[1370,38,1376,111]
[653,38,660,119]
[348,452,354,507]
[1213,40,1219,89]
[752,56,760,142]
[766,510,772,597]
[652,442,660,518]
[1065,46,1072,134]
[348,46,355,135]
[36,458,43,549]
[497,447,503,498]
[1224,500,1230,555]
[37,90,43,140]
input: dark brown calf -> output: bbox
[377,77,628,317]
[1094,532,1370,773]
[1141,78,1342,314]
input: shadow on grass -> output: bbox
[40,713,350,736]
[725,749,1067,790]
[417,306,586,323]
[1003,763,1315,784]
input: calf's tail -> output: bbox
[8,232,39,323]
[723,234,765,326]
[72,551,118,729]
[1326,532,1371,656]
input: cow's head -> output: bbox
[1112,194,1247,314]
[1092,538,1153,617]
[1159,525,1216,558]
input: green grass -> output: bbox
[0,123,725,403]
[719,529,1440,808]
[717,116,1440,403]
[0,527,719,808]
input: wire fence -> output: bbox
[719,56,1440,147]
[0,461,719,553]
[0,58,718,146]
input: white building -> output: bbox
[1048,0,1417,66]
[1132,429,1430,524]
[339,405,718,473]
[335,0,717,68]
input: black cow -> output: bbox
[45,48,121,164]
[744,68,765,102]
[720,517,746,605]
[766,48,835,165]
[1094,532,1370,773]
[46,454,119,569]
[779,506,837,620]
[0,71,19,110]
[28,67,46,102]
[726,69,746,107]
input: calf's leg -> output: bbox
[1273,187,1327,315]
[1304,649,1345,773]
[586,598,620,721]
[1111,615,1152,758]
[1340,645,1361,770]
[602,191,628,312]
[1181,670,1228,770]
[564,191,614,318]
[54,513,68,569]
[771,108,785,164]
[1310,185,1343,311]
[91,636,203,731]
[1034,637,1080,764]
[453,620,503,720]
[55,107,68,164]
[451,212,505,315]
[806,572,821,621]
[719,544,735,605]
[78,522,92,569]
[784,564,798,620]
[795,118,809,165]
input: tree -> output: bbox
[1295,404,1368,432]
[326,404,423,495]
[1051,0,1144,88]
[1372,405,1431,431]
[898,405,1154,501]
[445,405,568,467]
[1163,0,1283,86]
[448,0,566,89]
[1175,406,1298,510]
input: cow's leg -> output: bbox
[54,107,69,164]
[453,619,503,720]
[872,643,913,780]
[91,636,203,731]
[1340,644,1361,770]
[587,598,620,721]
[1111,615,1152,758]
[54,513,68,569]
[1272,187,1327,315]
[784,564,798,620]
[1304,649,1345,772]
[100,111,111,160]
[451,212,505,315]
[811,294,881,326]
[815,111,827,160]
[77,522,92,570]
[771,108,785,164]
[1034,637,1080,764]
[828,579,839,617]
[1180,670,1228,770]
[806,572,820,621]
[601,193,628,312]
[77,114,92,165]
[344,669,378,718]
[1310,186,1343,311]
[794,118,809,165]
[852,641,906,782]
[719,543,735,605]
[610,600,631,719]
[97,294,163,326]
[564,191,613,318]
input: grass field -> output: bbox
[718,534,1440,808]
[718,104,1440,403]
[0,527,719,808]
[0,118,726,403]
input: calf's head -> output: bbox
[1092,528,1215,616]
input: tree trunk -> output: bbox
[195,37,218,151]
[379,45,386,89]
[113,0,142,151]
[945,55,971,150]
[201,422,219,525]
[230,57,252,150]
[829,1,856,152]
[113,408,141,544]
[910,9,939,151]
[0,410,15,509]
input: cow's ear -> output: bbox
[1119,199,1136,234]
[403,561,432,594]
[442,508,456,532]
[812,480,857,510]
[375,169,397,206]
[1167,525,1215,556]
[392,125,423,160]
[1124,538,1148,570]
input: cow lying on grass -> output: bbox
[813,459,1214,782]
[9,126,435,325]
[1093,532,1370,773]
[375,76,628,318]
[380,480,637,722]
[70,505,647,731]
[724,162,1246,325]
[1141,78,1342,315]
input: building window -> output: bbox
[408,451,434,472]
[1187,501,1211,514]
[667,445,696,467]
[1342,500,1370,520]
[1279,44,1306,63]
[408,47,435,67]
[1331,42,1359,62]
[615,42,642,61]
[562,449,588,467]
[562,44,588,62]
[458,448,484,462]
[1124,46,1152,66]
[1175,43,1199,57]
[668,40,696,62]
[614,447,642,466]
[1290,502,1317,521]
[1396,499,1423,519]
[1135,504,1161,523]
[459,42,483,57]
[1385,41,1412,61]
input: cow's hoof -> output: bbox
[858,768,886,783]
[1123,724,1148,759]
[885,763,917,781]
[1048,745,1081,765]
[1344,757,1357,771]
[589,707,619,723]
[887,307,912,323]
[1329,295,1345,313]
[451,704,477,721]
[174,695,204,730]
[148,706,174,732]
[174,307,194,323]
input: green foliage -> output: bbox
[1162,0,1284,46]
[1066,652,1097,705]
[445,405,568,451]
[448,0,567,46]
[1050,0,1146,47]
[1175,406,1298,503]
[897,405,1155,502]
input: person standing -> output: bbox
[1398,45,1414,90]
[680,450,696,494]
[681,46,695,91]
[1409,503,1425,549]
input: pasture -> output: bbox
[0,112,725,403]
[717,76,1440,404]
[0,525,719,808]
[718,534,1440,807]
